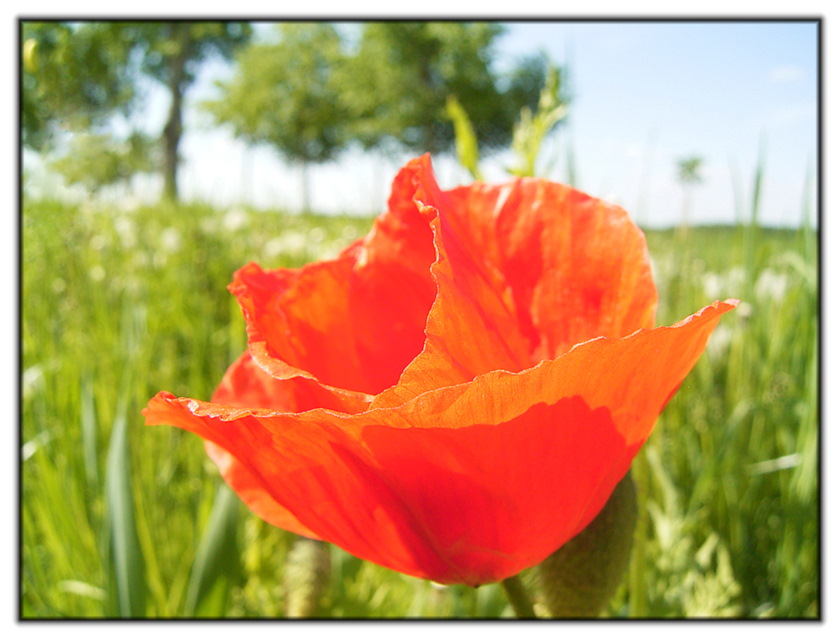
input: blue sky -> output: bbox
[494,21,818,227]
[26,20,819,228]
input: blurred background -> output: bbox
[23,21,817,226]
[21,20,819,619]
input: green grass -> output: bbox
[21,197,818,619]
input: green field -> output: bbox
[21,197,819,618]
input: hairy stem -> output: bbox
[501,574,537,619]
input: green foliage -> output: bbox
[125,21,252,88]
[22,21,251,145]
[628,446,743,617]
[676,155,705,232]
[183,484,241,617]
[445,96,483,181]
[114,21,252,202]
[636,223,819,618]
[340,22,546,154]
[105,396,147,617]
[21,190,817,618]
[677,156,704,185]
[51,132,158,194]
[204,23,348,165]
[22,21,252,201]
[445,56,568,181]
[21,198,369,618]
[508,62,569,177]
[22,22,137,150]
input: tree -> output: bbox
[22,21,252,201]
[203,23,349,212]
[51,131,159,195]
[338,22,547,155]
[123,21,252,201]
[676,155,704,234]
[22,22,136,151]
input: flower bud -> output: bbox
[283,538,331,618]
[530,473,637,617]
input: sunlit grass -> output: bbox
[21,196,818,619]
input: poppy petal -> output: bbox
[144,155,737,588]
[144,390,628,586]
[374,156,658,409]
[441,178,658,357]
[194,351,370,538]
[143,299,735,586]
[144,391,454,581]
[212,350,372,414]
[229,162,438,396]
[393,299,737,445]
[203,441,319,539]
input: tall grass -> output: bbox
[21,190,818,618]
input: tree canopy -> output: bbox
[24,20,562,204]
[22,21,252,200]
[50,131,158,195]
[206,22,552,165]
[204,23,348,165]
[340,22,547,154]
[22,22,136,151]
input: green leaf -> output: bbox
[446,95,483,181]
[508,63,568,178]
[105,399,147,617]
[79,375,99,490]
[183,483,241,617]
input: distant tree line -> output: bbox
[22,21,563,204]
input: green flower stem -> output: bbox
[501,574,538,619]
[629,456,650,617]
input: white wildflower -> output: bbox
[726,266,746,290]
[89,234,107,252]
[159,227,182,254]
[755,269,790,302]
[113,216,136,249]
[702,272,725,300]
[705,324,733,362]
[264,231,308,259]
[223,207,249,232]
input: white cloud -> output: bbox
[769,64,806,83]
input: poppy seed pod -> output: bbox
[145,155,736,587]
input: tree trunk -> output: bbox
[300,161,310,213]
[679,185,692,239]
[162,24,191,202]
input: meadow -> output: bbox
[21,193,818,618]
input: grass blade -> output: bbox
[183,483,241,617]
[740,135,766,298]
[750,134,766,229]
[105,398,147,617]
[79,375,99,490]
[446,95,483,181]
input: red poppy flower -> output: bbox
[144,155,736,587]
